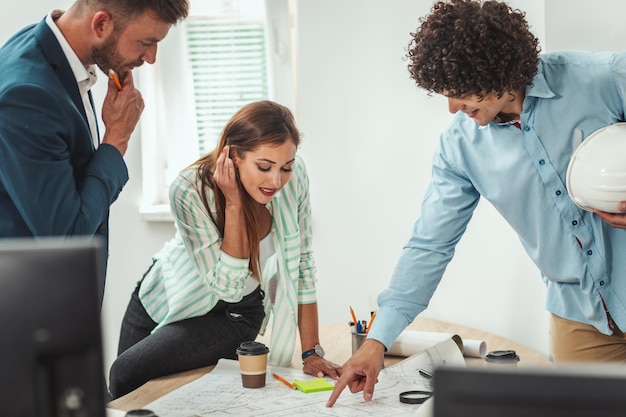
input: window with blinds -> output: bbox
[185,3,269,155]
[139,0,295,220]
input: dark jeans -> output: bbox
[108,280,265,399]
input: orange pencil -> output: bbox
[366,311,376,334]
[272,372,295,389]
[349,306,358,326]
[108,69,123,91]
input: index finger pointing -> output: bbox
[326,377,348,407]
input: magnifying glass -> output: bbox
[399,390,432,404]
[125,410,158,417]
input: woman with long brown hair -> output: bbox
[109,100,340,398]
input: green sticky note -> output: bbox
[293,378,334,393]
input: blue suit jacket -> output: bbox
[0,18,129,303]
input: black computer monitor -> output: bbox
[0,237,106,417]
[434,365,626,417]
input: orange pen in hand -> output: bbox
[108,69,122,91]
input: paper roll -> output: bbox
[462,338,487,358]
[386,330,487,358]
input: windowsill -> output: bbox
[139,204,174,222]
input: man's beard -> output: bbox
[91,34,125,78]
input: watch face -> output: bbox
[315,344,325,357]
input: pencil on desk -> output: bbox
[272,372,295,389]
[419,368,433,379]
[108,69,123,91]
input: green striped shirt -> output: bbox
[139,155,317,366]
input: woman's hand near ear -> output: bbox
[213,146,242,206]
[215,146,249,259]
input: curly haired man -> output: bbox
[328,0,626,406]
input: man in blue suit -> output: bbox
[0,0,189,305]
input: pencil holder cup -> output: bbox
[351,330,367,354]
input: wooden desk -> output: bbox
[108,316,551,411]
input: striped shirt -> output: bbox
[139,155,317,366]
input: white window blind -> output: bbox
[185,2,269,154]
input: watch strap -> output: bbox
[301,348,316,360]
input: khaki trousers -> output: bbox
[551,313,626,363]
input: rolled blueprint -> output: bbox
[386,330,487,358]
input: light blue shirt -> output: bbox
[370,51,626,349]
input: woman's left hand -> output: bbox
[303,355,342,380]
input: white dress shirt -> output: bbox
[46,10,99,148]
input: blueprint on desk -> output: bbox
[144,337,464,416]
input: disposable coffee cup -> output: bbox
[236,341,270,388]
[351,330,367,354]
[484,350,519,367]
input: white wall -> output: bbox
[2,0,624,379]
[545,0,626,52]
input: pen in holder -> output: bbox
[350,328,367,354]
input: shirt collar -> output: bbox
[45,10,98,91]
[525,59,556,100]
[490,58,555,128]
[493,117,520,127]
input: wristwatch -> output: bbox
[301,344,325,361]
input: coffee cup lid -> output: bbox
[485,349,519,363]
[236,341,270,356]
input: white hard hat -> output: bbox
[566,123,626,213]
